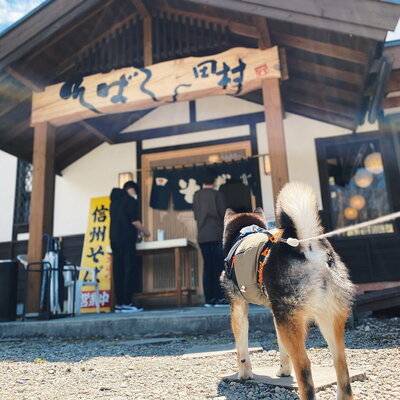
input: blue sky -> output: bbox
[0,0,46,34]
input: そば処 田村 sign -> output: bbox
[31,46,281,126]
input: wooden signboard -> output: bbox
[31,46,281,126]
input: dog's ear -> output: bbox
[253,207,265,217]
[224,208,236,221]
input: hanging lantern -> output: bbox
[364,152,383,174]
[349,194,366,210]
[354,168,373,188]
[344,207,358,220]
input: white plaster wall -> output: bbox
[0,151,17,243]
[53,142,136,236]
[196,95,263,120]
[121,101,190,132]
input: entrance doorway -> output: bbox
[140,141,253,301]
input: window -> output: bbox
[317,134,394,236]
[13,160,33,228]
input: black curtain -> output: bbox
[150,158,257,211]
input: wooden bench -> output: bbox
[135,238,197,307]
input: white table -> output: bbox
[136,239,198,307]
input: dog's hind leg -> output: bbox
[231,297,253,380]
[273,318,292,377]
[275,313,316,400]
[315,310,353,400]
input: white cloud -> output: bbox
[0,0,45,33]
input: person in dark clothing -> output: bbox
[110,181,150,313]
[193,167,228,307]
[219,177,252,213]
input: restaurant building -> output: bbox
[0,0,399,311]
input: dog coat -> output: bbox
[225,225,283,307]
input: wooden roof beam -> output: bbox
[0,92,31,119]
[286,78,360,104]
[286,91,356,118]
[79,121,114,144]
[19,0,114,64]
[0,0,109,70]
[273,31,368,64]
[386,70,400,93]
[256,16,272,49]
[184,0,398,41]
[131,0,150,18]
[2,119,32,145]
[5,66,44,92]
[288,58,364,86]
[130,1,152,66]
[55,128,91,158]
[53,13,140,78]
[227,21,258,38]
[7,66,116,145]
[157,2,260,38]
[383,96,400,109]
[286,101,356,130]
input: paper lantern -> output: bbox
[354,168,373,188]
[349,195,366,210]
[364,152,383,174]
[344,207,358,220]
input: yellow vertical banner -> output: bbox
[80,196,112,313]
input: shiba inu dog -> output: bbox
[221,181,354,400]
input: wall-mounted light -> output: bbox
[118,172,133,188]
[263,154,271,175]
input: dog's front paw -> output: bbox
[237,368,253,380]
[276,363,292,377]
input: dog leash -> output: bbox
[280,210,400,247]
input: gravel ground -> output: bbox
[0,316,399,400]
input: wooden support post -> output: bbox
[26,122,55,313]
[256,16,289,203]
[131,0,153,66]
[143,16,153,66]
[175,248,182,307]
[262,78,289,203]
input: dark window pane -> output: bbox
[14,160,32,226]
[326,139,393,236]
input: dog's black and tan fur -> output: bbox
[221,182,354,400]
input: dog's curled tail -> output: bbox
[275,181,322,241]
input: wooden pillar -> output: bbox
[261,78,289,203]
[256,16,289,203]
[131,0,152,66]
[26,122,55,313]
[143,16,153,66]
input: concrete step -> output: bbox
[0,305,273,339]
